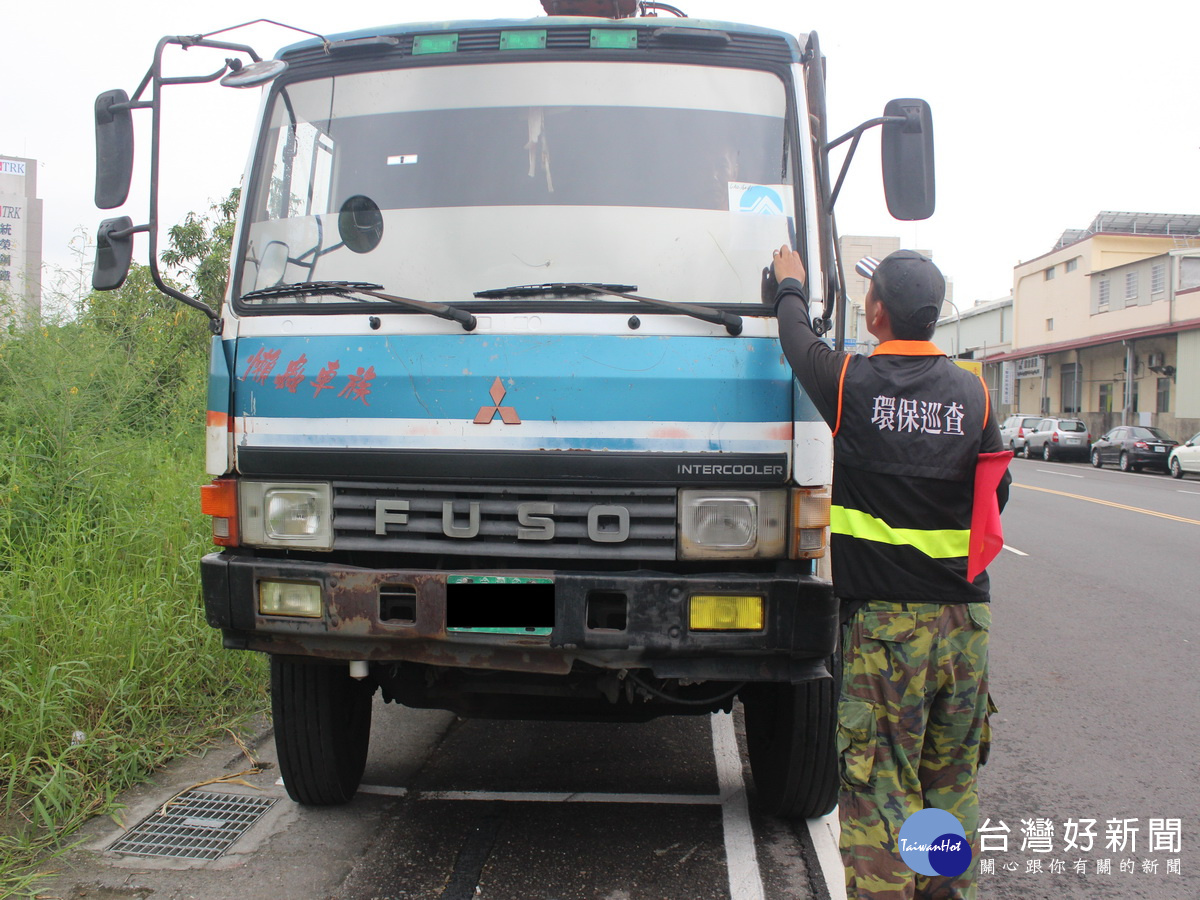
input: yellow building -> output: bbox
[997,212,1200,441]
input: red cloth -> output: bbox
[967,451,1012,582]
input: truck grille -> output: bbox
[333,482,676,560]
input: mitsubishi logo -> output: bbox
[474,377,521,424]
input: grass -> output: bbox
[0,296,267,896]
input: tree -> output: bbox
[72,188,240,428]
[161,187,240,309]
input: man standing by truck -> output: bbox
[769,246,1010,899]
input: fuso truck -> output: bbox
[90,0,934,819]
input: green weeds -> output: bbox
[0,261,266,895]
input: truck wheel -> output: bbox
[271,657,374,806]
[741,660,838,819]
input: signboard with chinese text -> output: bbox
[1015,357,1043,379]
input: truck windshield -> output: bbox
[236,61,794,310]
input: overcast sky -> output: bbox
[7,0,1199,307]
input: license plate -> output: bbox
[1067,438,1080,444]
[1155,446,1166,452]
[446,575,554,635]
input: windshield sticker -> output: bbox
[387,155,419,165]
[728,183,793,217]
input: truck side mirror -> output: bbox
[881,98,935,221]
[95,90,135,210]
[92,217,135,291]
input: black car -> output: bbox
[1090,425,1179,472]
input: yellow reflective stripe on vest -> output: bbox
[830,505,970,559]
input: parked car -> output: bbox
[1169,431,1200,479]
[1022,417,1091,461]
[1000,414,1044,454]
[1090,425,1179,472]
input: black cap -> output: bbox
[855,250,945,330]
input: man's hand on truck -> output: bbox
[771,245,806,284]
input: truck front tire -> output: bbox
[271,657,374,805]
[741,660,839,819]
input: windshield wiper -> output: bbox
[241,280,384,301]
[241,281,476,331]
[473,283,742,336]
[474,282,638,299]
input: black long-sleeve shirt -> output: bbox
[775,277,1011,604]
[774,277,1010,510]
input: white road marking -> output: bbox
[1036,468,1083,478]
[1178,490,1200,496]
[1003,544,1029,556]
[353,783,410,798]
[711,712,766,900]
[807,810,847,899]
[282,720,780,900]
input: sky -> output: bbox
[6,0,1200,309]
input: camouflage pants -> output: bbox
[838,601,992,900]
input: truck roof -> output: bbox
[277,16,804,64]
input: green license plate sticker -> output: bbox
[447,576,553,585]
[446,576,554,635]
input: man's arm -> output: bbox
[771,246,845,427]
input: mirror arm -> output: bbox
[110,222,151,241]
[825,115,907,153]
[824,115,912,211]
[144,39,220,322]
[107,99,154,114]
[828,131,862,210]
[177,34,264,63]
[147,252,219,322]
[161,66,236,87]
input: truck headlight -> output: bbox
[240,482,333,550]
[678,490,786,559]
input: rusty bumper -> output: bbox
[201,552,837,683]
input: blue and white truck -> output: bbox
[91,0,934,818]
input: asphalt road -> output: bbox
[979,455,1199,898]
[37,455,1200,899]
[40,701,834,899]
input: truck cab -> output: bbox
[91,3,933,819]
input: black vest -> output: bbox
[830,341,990,603]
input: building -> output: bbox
[838,235,948,354]
[932,295,1012,407]
[0,155,43,327]
[991,212,1200,440]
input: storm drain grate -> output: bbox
[109,789,276,861]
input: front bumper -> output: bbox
[201,552,837,683]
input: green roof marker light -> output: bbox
[412,34,459,55]
[500,30,548,51]
[590,29,638,50]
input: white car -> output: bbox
[1169,431,1200,479]
[1000,414,1043,454]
